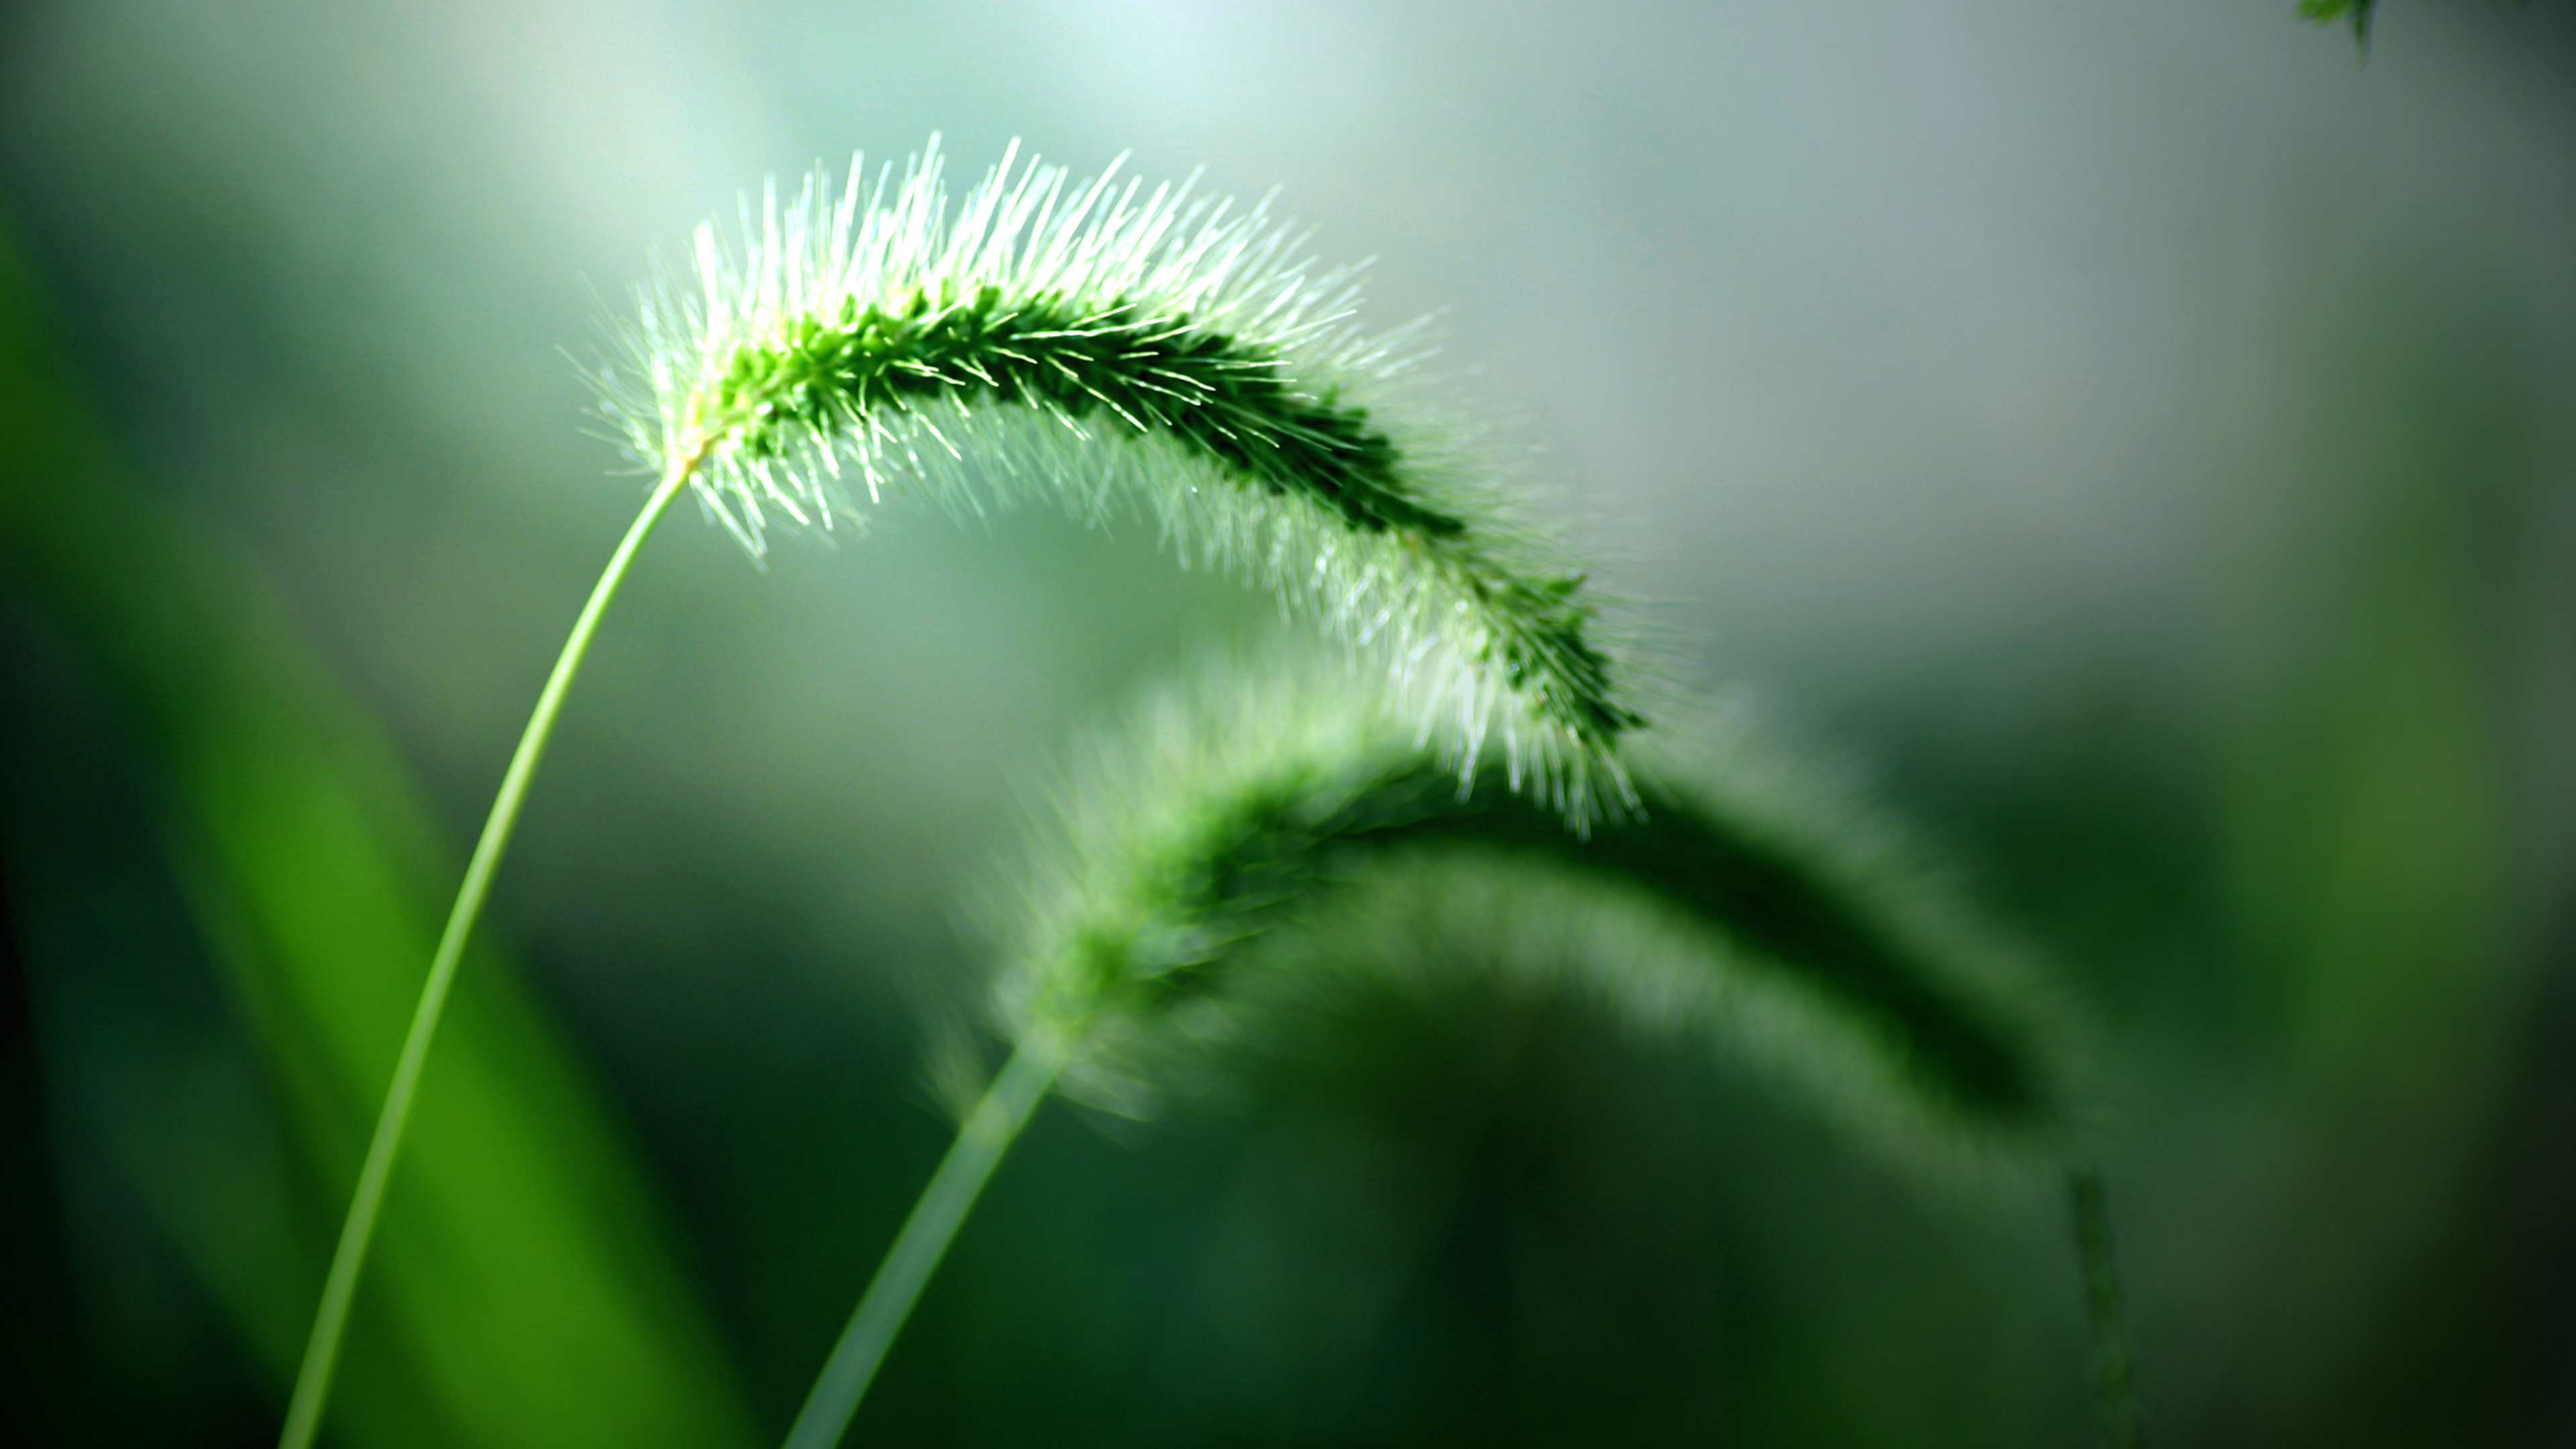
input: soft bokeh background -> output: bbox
[3,0,2572,1444]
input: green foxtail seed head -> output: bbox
[602,139,1646,822]
[2298,0,2373,48]
[983,650,2077,1177]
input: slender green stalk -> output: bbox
[2068,1163,2144,1449]
[783,1042,1062,1449]
[277,455,700,1449]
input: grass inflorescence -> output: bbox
[990,652,2068,1160]
[606,140,1646,816]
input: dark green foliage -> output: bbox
[2301,0,2376,47]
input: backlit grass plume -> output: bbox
[996,654,2063,1146]
[278,140,1646,1449]
[782,655,2139,1449]
[609,137,1641,810]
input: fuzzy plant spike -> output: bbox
[780,653,2135,1449]
[604,138,1646,818]
[990,651,2072,1152]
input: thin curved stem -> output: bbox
[277,458,700,1449]
[783,1042,1061,1449]
[2068,1161,2144,1449]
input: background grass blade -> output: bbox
[0,224,759,1449]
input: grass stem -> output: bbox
[276,455,700,1449]
[782,1041,1061,1449]
[2069,1161,2144,1449]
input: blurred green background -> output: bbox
[2,1,2571,1444]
